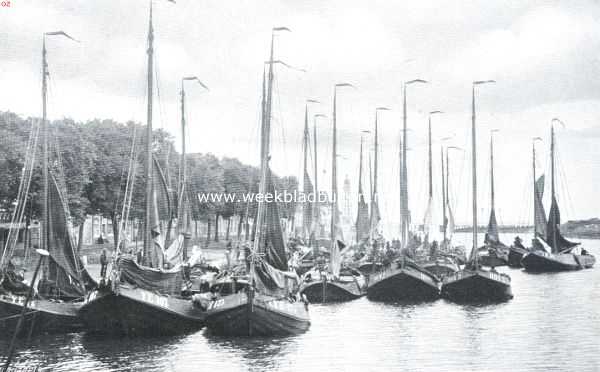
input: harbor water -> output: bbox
[1,233,599,372]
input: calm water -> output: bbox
[2,233,599,372]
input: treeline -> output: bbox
[0,111,298,245]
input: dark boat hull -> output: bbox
[367,265,440,301]
[508,246,528,267]
[79,284,204,336]
[300,279,364,303]
[521,251,595,272]
[0,294,82,336]
[441,270,513,303]
[203,292,310,336]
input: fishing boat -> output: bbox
[478,131,509,267]
[508,139,546,267]
[367,87,441,302]
[198,28,310,336]
[79,4,205,335]
[420,111,460,278]
[299,85,367,303]
[441,81,513,303]
[521,120,595,272]
[0,32,95,336]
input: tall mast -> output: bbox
[531,139,538,235]
[471,85,477,266]
[357,135,364,243]
[400,84,408,246]
[41,38,48,255]
[253,27,285,263]
[471,80,495,265]
[143,4,154,264]
[313,114,321,240]
[441,146,446,242]
[398,134,403,238]
[490,132,496,212]
[251,69,267,244]
[427,116,433,198]
[330,89,338,248]
[302,104,309,238]
[179,80,186,211]
[551,123,556,251]
[373,112,378,202]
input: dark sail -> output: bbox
[484,209,500,245]
[40,173,95,298]
[534,175,547,237]
[356,194,369,242]
[355,137,369,242]
[546,196,579,253]
[144,156,172,268]
[258,167,288,272]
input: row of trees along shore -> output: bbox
[0,111,299,248]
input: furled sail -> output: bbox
[355,194,369,242]
[303,169,314,239]
[484,208,500,245]
[545,196,579,253]
[40,173,95,298]
[355,138,369,242]
[145,156,173,268]
[369,200,381,236]
[534,175,547,238]
[258,167,289,272]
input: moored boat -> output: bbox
[79,256,205,335]
[0,32,95,336]
[200,28,310,336]
[521,120,595,273]
[441,268,512,302]
[300,266,365,303]
[367,259,440,301]
[79,4,206,336]
[441,81,513,303]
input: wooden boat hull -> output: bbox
[0,294,82,336]
[300,279,364,303]
[79,284,204,336]
[367,265,440,301]
[203,292,310,336]
[441,270,513,303]
[422,261,459,278]
[356,262,383,276]
[521,251,595,272]
[508,246,528,268]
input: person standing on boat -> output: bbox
[100,247,108,280]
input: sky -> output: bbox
[1,0,600,234]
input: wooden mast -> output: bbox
[532,139,537,236]
[41,38,49,257]
[441,146,446,243]
[490,132,496,215]
[143,3,154,266]
[356,135,364,243]
[313,114,320,242]
[330,88,338,259]
[400,84,408,247]
[370,110,378,237]
[551,123,557,252]
[471,84,478,267]
[302,104,310,239]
